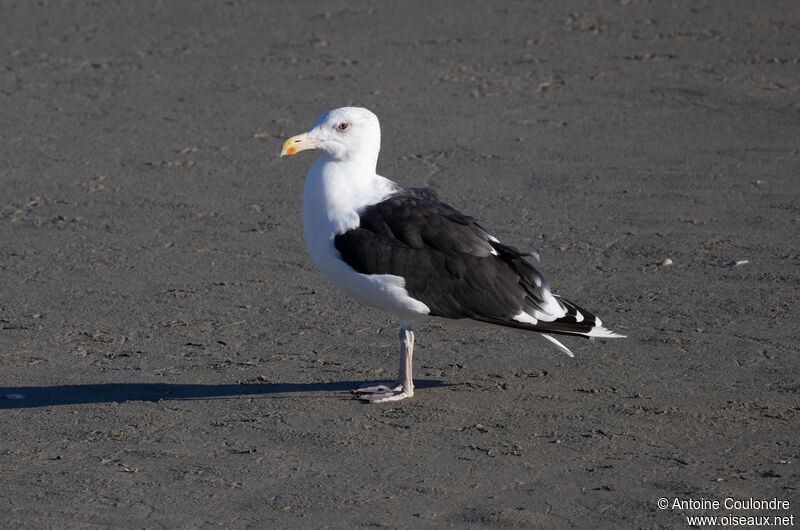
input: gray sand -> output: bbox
[1,1,798,527]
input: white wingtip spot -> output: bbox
[513,311,538,325]
[587,326,626,339]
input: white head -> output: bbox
[281,107,381,170]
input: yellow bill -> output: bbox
[281,132,320,157]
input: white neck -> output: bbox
[303,155,396,237]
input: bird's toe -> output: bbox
[354,381,403,394]
[357,387,414,403]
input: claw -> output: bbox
[357,386,414,402]
[355,328,415,403]
[355,382,402,394]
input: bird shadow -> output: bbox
[0,380,447,409]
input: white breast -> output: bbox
[302,157,431,328]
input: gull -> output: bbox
[281,107,624,402]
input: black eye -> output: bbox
[337,122,349,131]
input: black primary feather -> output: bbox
[334,188,605,337]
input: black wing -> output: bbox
[334,190,581,328]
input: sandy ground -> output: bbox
[1,0,798,527]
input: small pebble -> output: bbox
[660,258,673,266]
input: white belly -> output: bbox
[302,163,430,328]
[304,225,431,328]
